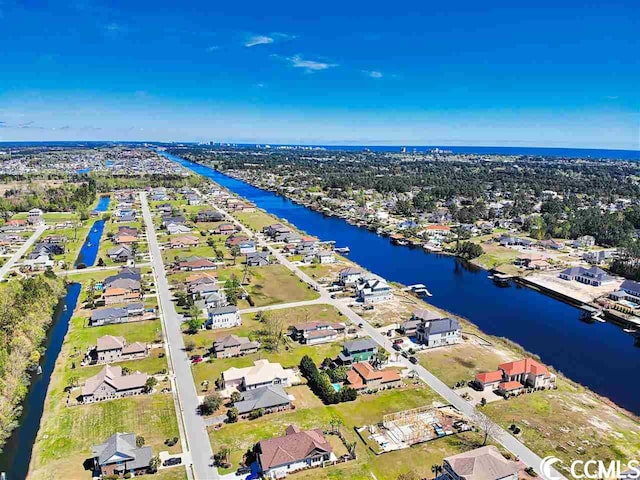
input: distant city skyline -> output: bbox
[0,0,638,150]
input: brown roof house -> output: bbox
[86,335,148,364]
[344,362,402,392]
[257,425,336,478]
[91,432,153,477]
[170,235,199,248]
[443,445,519,480]
[81,365,149,403]
[213,334,260,359]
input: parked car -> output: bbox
[409,356,418,364]
[191,355,203,364]
[358,323,364,328]
[393,344,402,352]
[163,457,182,467]
[236,466,251,476]
[393,338,404,345]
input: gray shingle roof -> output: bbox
[233,385,291,414]
[92,432,153,470]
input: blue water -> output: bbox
[74,195,110,268]
[162,150,640,415]
[0,283,81,480]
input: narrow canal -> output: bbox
[74,195,110,268]
[0,283,82,480]
[161,150,640,416]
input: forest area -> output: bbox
[0,275,65,448]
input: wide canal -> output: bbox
[74,195,110,268]
[162,150,640,416]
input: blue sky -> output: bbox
[0,0,638,149]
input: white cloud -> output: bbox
[207,45,220,52]
[245,35,274,47]
[286,55,337,73]
[363,70,383,78]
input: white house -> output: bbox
[206,305,241,329]
[338,267,362,286]
[316,251,336,264]
[222,359,297,391]
[24,254,54,270]
[356,275,392,304]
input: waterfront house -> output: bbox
[206,305,241,329]
[344,362,402,391]
[88,335,148,364]
[558,266,614,286]
[263,223,291,239]
[474,358,556,395]
[89,303,145,326]
[290,321,345,345]
[443,445,519,480]
[215,223,237,235]
[103,286,141,305]
[246,251,270,267]
[356,275,392,304]
[213,334,260,358]
[338,338,378,364]
[257,425,335,479]
[338,267,363,286]
[113,233,138,245]
[315,251,336,264]
[170,235,199,248]
[399,318,421,336]
[222,359,297,391]
[610,279,640,303]
[107,245,134,263]
[233,384,291,416]
[104,267,141,290]
[81,365,148,403]
[92,432,153,477]
[24,254,54,270]
[416,317,462,348]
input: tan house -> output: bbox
[474,358,556,396]
[344,362,402,391]
[81,365,148,403]
[443,445,519,480]
[89,335,148,364]
[170,235,199,248]
[213,335,260,359]
[103,287,141,305]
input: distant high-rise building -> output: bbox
[400,147,407,153]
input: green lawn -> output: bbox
[234,210,280,232]
[243,264,320,306]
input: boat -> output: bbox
[623,328,637,334]
[335,247,350,254]
[63,305,67,311]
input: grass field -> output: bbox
[243,264,320,306]
[234,210,279,232]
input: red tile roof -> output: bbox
[498,380,523,391]
[499,358,550,377]
[475,370,503,384]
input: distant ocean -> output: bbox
[1,141,639,161]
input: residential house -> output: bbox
[559,266,614,286]
[167,223,192,235]
[103,286,141,305]
[113,232,138,245]
[196,209,225,223]
[107,245,134,263]
[225,234,251,248]
[238,240,257,254]
[24,254,54,270]
[290,322,345,345]
[215,223,237,235]
[89,335,148,363]
[89,303,145,326]
[170,235,199,249]
[338,267,362,286]
[233,384,291,416]
[356,275,392,304]
[103,268,141,292]
[474,358,556,395]
[610,279,640,302]
[399,318,421,336]
[81,365,148,403]
[572,235,596,248]
[344,362,402,391]
[91,432,153,478]
[315,251,335,264]
[177,256,217,271]
[416,317,462,348]
[213,335,260,359]
[162,216,186,228]
[222,359,297,391]
[206,305,241,329]
[27,208,44,225]
[338,338,378,364]
[443,445,519,480]
[257,425,335,479]
[262,224,291,239]
[583,249,615,265]
[246,251,270,267]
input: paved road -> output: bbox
[0,224,47,279]
[209,200,564,480]
[141,193,218,480]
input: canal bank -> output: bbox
[0,283,81,480]
[74,195,110,268]
[160,150,640,417]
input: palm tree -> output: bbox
[431,464,443,479]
